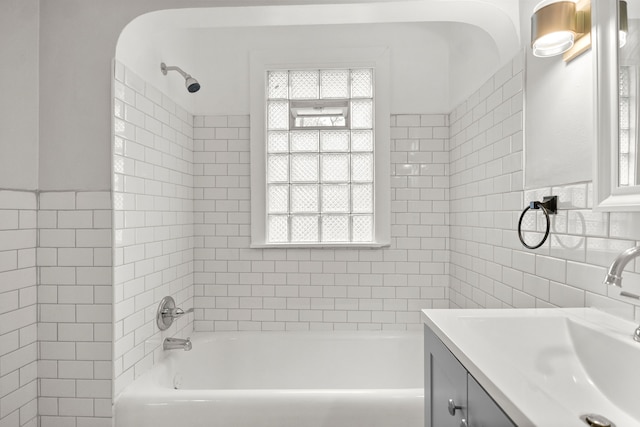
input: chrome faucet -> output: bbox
[604,245,640,342]
[163,337,192,351]
[604,246,640,287]
[157,296,194,331]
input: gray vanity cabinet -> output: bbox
[467,375,514,427]
[424,326,515,427]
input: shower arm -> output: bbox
[161,63,191,79]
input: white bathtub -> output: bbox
[115,331,423,427]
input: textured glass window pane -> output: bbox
[352,215,373,242]
[291,154,318,182]
[268,185,289,213]
[322,215,349,242]
[264,67,378,245]
[269,215,289,242]
[321,130,349,152]
[268,101,289,130]
[352,183,373,213]
[321,154,350,182]
[290,70,319,100]
[320,70,349,99]
[292,216,319,242]
[268,155,289,183]
[322,184,349,213]
[352,153,373,182]
[294,116,347,128]
[268,71,288,99]
[620,129,630,153]
[620,98,630,129]
[291,131,319,152]
[351,69,373,98]
[268,131,289,153]
[351,99,373,129]
[291,185,318,213]
[620,154,629,186]
[620,67,630,97]
[351,130,373,151]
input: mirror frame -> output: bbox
[594,0,640,210]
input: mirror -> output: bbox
[592,0,640,211]
[594,0,640,210]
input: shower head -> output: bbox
[185,76,200,93]
[161,62,200,93]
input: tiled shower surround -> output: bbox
[112,62,194,396]
[192,114,451,331]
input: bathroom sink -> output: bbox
[567,319,640,420]
[422,308,640,426]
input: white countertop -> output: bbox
[422,307,640,427]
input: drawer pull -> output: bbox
[448,399,463,416]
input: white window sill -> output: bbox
[250,241,390,249]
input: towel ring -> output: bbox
[517,196,558,250]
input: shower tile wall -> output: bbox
[0,191,37,427]
[192,114,450,331]
[112,62,194,396]
[448,50,640,319]
[37,191,112,427]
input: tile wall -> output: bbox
[191,114,451,331]
[6,48,640,427]
[448,51,640,320]
[37,191,112,427]
[112,62,195,396]
[0,191,37,427]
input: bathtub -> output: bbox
[115,331,423,427]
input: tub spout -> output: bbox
[164,337,192,351]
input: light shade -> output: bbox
[531,1,578,57]
[620,0,628,48]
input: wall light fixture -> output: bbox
[619,0,628,48]
[531,0,591,62]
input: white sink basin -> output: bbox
[568,319,640,421]
[422,308,640,427]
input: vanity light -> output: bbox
[531,0,591,62]
[620,0,628,48]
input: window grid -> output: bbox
[266,68,374,244]
[619,65,637,187]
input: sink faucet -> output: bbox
[604,245,640,342]
[163,337,192,351]
[603,246,640,287]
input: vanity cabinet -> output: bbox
[424,326,515,427]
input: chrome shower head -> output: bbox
[161,62,201,93]
[185,76,200,93]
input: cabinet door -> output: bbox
[467,375,516,427]
[424,326,468,427]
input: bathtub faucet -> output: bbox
[163,337,192,351]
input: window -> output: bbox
[265,69,374,244]
[619,65,637,187]
[249,48,390,248]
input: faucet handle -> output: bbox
[157,296,194,331]
[162,306,194,319]
[174,307,194,317]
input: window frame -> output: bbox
[250,47,390,248]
